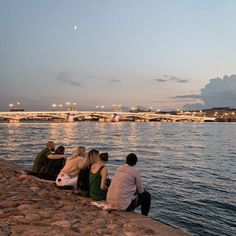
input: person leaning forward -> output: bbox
[32,141,65,174]
[106,153,151,216]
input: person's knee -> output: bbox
[146,191,151,200]
[141,191,151,201]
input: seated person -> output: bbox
[72,149,100,196]
[89,152,109,201]
[32,141,65,178]
[56,146,86,187]
[42,146,66,180]
[106,153,151,216]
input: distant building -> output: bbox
[203,107,236,122]
[10,109,25,112]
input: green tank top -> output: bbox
[89,166,107,201]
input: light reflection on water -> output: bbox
[0,122,236,236]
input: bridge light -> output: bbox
[66,102,72,111]
[112,104,122,112]
[58,104,63,108]
[52,104,57,111]
[9,103,14,108]
[70,102,77,111]
[101,105,104,109]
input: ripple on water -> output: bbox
[0,122,236,236]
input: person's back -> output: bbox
[107,163,142,209]
[32,147,51,173]
[89,153,109,201]
[56,146,86,187]
[60,156,85,177]
[73,149,99,196]
[107,153,151,216]
[43,146,66,180]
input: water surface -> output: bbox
[0,122,235,236]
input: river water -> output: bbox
[0,122,235,236]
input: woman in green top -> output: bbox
[89,153,109,201]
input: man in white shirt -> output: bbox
[106,153,151,216]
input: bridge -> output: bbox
[0,111,216,123]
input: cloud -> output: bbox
[177,79,188,83]
[181,74,236,110]
[155,78,167,82]
[154,75,188,83]
[168,76,188,83]
[151,99,198,103]
[56,72,82,87]
[109,79,121,83]
[151,100,176,103]
[172,95,202,99]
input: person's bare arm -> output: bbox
[100,167,108,191]
[47,154,65,159]
[135,170,144,193]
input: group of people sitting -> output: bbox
[31,141,151,216]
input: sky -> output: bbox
[1,0,236,111]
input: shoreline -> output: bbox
[0,158,190,236]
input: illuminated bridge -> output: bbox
[0,111,216,123]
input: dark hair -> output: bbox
[100,152,109,162]
[126,153,137,166]
[47,141,55,151]
[55,146,65,154]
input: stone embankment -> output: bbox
[0,158,190,236]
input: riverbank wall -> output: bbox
[0,158,189,236]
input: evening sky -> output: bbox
[1,0,236,111]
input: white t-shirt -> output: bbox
[106,164,144,210]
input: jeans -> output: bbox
[126,190,151,216]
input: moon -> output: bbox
[74,25,78,31]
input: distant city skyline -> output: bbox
[1,1,236,111]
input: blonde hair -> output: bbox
[83,149,99,168]
[72,146,86,157]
